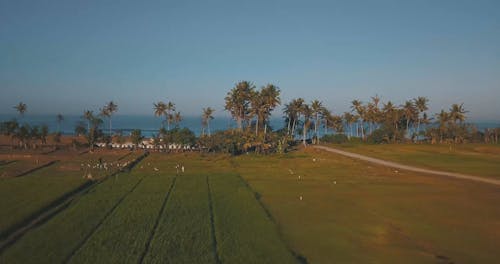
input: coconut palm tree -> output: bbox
[202,107,215,136]
[436,110,450,143]
[56,113,64,133]
[300,103,312,146]
[174,112,182,128]
[165,101,176,130]
[311,100,323,144]
[250,89,264,135]
[153,101,167,128]
[224,81,255,131]
[343,112,354,139]
[101,101,118,135]
[413,96,429,140]
[449,103,467,125]
[260,84,281,135]
[322,108,332,135]
[14,102,27,118]
[402,100,417,137]
[351,100,366,139]
[83,110,93,132]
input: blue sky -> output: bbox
[1,0,499,120]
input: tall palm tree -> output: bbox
[14,102,27,118]
[165,101,176,130]
[449,103,467,124]
[102,101,118,135]
[250,89,264,135]
[174,112,182,128]
[83,110,93,132]
[300,103,312,146]
[202,107,215,136]
[343,112,354,139]
[402,100,417,137]
[413,96,429,140]
[351,100,365,139]
[322,108,332,135]
[260,84,281,135]
[436,110,450,143]
[311,100,323,143]
[153,101,167,128]
[56,113,64,133]
[224,81,255,131]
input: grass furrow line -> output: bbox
[234,173,308,264]
[142,173,215,263]
[210,173,297,264]
[138,176,177,264]
[206,175,222,264]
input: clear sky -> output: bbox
[1,0,499,120]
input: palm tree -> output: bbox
[311,100,323,144]
[343,112,354,139]
[153,101,167,128]
[250,89,264,135]
[449,103,467,125]
[83,110,93,132]
[351,100,367,139]
[165,101,176,130]
[14,102,27,118]
[224,81,255,131]
[300,103,312,146]
[202,107,215,136]
[102,101,118,135]
[402,100,417,138]
[56,113,64,133]
[322,108,332,135]
[174,112,182,128]
[436,110,449,143]
[413,96,429,140]
[260,84,281,135]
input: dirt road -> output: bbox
[313,145,500,186]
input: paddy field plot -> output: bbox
[1,149,499,263]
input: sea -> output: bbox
[0,114,498,138]
[0,114,284,137]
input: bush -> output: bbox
[367,128,390,144]
[321,134,348,144]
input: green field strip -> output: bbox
[0,167,87,237]
[69,173,175,264]
[142,173,216,264]
[206,175,222,264]
[209,173,297,264]
[138,176,177,264]
[0,152,148,239]
[0,165,149,263]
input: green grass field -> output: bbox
[1,148,499,263]
[327,143,500,178]
[0,151,141,239]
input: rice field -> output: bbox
[1,146,499,263]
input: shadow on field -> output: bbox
[235,173,309,264]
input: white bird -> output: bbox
[299,196,303,201]
[154,167,159,171]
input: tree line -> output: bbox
[1,82,499,153]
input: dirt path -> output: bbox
[313,145,500,186]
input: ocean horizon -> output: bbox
[1,114,499,138]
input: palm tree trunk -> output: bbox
[208,120,211,136]
[255,118,259,136]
